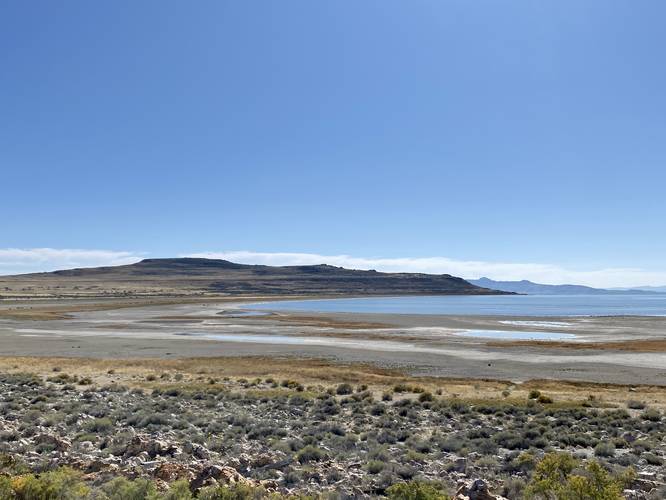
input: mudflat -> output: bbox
[1,297,666,385]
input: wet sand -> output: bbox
[1,299,665,385]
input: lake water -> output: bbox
[247,294,666,317]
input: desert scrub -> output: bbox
[335,383,353,395]
[47,372,78,384]
[418,392,434,403]
[0,369,664,497]
[296,445,327,463]
[594,441,615,457]
[280,379,303,391]
[528,389,541,399]
[366,460,387,474]
[198,483,271,499]
[643,452,664,465]
[84,417,114,433]
[393,383,424,394]
[642,408,662,421]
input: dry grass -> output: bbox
[487,338,666,352]
[1,355,665,409]
[260,313,391,330]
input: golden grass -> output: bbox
[1,355,665,409]
[0,296,289,321]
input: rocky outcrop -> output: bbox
[190,464,254,491]
[454,479,508,500]
[124,435,181,458]
[34,433,71,452]
[183,442,210,460]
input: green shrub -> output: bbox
[12,467,90,499]
[525,452,631,500]
[0,477,13,500]
[386,481,447,499]
[515,451,537,472]
[163,480,193,500]
[99,476,158,500]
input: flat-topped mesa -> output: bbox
[0,257,510,298]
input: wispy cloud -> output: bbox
[0,248,143,276]
[185,250,666,289]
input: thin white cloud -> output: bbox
[0,248,143,276]
[185,250,666,289]
[2,248,664,288]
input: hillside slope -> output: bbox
[0,258,505,299]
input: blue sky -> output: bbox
[2,1,665,286]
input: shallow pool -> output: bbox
[219,310,270,317]
[457,330,576,340]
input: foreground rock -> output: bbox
[454,479,508,500]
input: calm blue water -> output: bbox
[248,294,666,317]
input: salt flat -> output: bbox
[1,299,666,385]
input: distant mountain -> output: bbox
[0,258,508,299]
[611,286,666,293]
[468,277,654,295]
